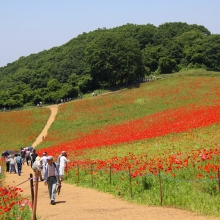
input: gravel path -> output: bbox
[5,104,219,220]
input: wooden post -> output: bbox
[30,173,34,207]
[129,167,132,198]
[218,168,220,194]
[91,164,94,187]
[77,165,80,182]
[158,169,163,206]
[109,164,112,184]
[32,170,39,220]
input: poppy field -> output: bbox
[35,71,220,217]
[0,159,32,219]
[1,70,220,217]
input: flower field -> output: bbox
[34,72,220,216]
[0,108,50,151]
[0,159,32,219]
[1,71,220,217]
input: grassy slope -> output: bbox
[37,70,220,150]
[1,70,220,216]
[35,70,220,217]
[0,108,50,151]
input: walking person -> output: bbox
[40,152,48,180]
[44,156,60,205]
[31,149,38,167]
[6,155,10,172]
[25,149,31,166]
[20,149,26,165]
[32,156,43,181]
[59,151,69,181]
[15,154,22,176]
[9,155,16,174]
[14,154,18,174]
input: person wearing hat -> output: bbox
[32,156,43,181]
[57,151,66,166]
[44,156,60,205]
[59,151,69,181]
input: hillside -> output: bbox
[1,71,220,216]
[0,22,220,109]
[33,71,220,216]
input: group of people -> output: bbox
[31,150,69,205]
[5,153,23,176]
[4,148,69,205]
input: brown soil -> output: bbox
[5,105,219,220]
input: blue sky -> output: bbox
[0,0,220,67]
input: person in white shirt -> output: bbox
[59,151,69,180]
[40,152,48,180]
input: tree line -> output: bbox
[0,22,219,108]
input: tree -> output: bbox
[47,79,61,92]
[158,57,177,74]
[85,32,145,86]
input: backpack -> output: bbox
[16,156,22,164]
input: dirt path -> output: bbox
[32,105,58,147]
[5,105,219,220]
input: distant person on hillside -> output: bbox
[44,156,60,205]
[59,151,69,181]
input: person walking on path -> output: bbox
[9,155,16,174]
[59,151,69,181]
[31,149,38,167]
[14,154,18,173]
[40,152,48,180]
[20,148,26,165]
[25,149,31,166]
[15,154,22,176]
[44,156,60,205]
[6,155,10,172]
[57,151,63,166]
[32,156,43,181]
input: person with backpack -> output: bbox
[31,149,38,167]
[15,154,22,176]
[32,156,43,181]
[40,152,48,180]
[44,156,61,205]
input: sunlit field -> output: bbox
[1,70,220,217]
[34,71,220,217]
[0,108,50,151]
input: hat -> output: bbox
[43,152,46,156]
[47,156,53,160]
[62,151,66,153]
[36,156,40,161]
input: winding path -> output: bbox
[5,105,219,220]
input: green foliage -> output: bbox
[0,22,219,108]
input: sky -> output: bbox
[0,0,220,67]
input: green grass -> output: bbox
[0,107,50,151]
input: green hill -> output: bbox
[0,22,220,109]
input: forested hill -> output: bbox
[0,22,220,108]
